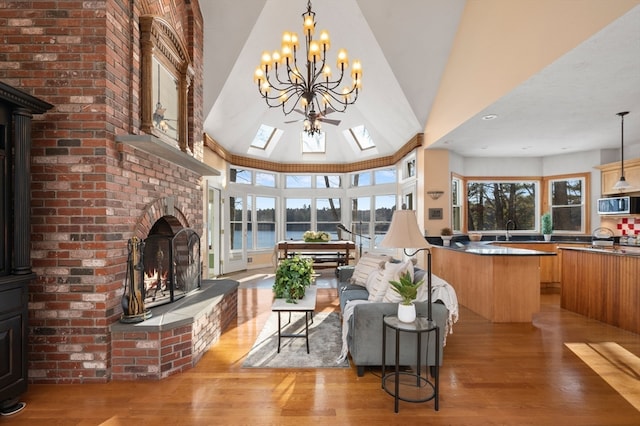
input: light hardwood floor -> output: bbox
[8,269,640,425]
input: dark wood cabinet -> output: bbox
[0,82,52,413]
[0,279,28,402]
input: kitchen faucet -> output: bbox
[505,220,515,241]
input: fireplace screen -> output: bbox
[143,227,201,309]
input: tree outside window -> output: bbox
[549,178,584,232]
[467,181,536,231]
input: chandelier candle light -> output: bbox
[253,0,362,135]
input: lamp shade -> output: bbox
[379,210,429,249]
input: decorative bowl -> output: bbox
[469,233,482,242]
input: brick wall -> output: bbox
[0,0,206,383]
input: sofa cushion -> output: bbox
[349,253,390,286]
[339,287,370,312]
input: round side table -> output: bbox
[381,314,439,413]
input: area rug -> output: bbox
[243,311,350,368]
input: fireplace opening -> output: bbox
[142,217,201,309]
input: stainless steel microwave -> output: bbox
[597,196,640,215]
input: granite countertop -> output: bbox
[438,242,556,256]
[559,245,640,257]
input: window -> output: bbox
[351,196,371,248]
[301,131,326,153]
[374,195,396,246]
[467,181,537,231]
[251,124,276,150]
[374,168,396,185]
[452,177,462,232]
[316,175,341,188]
[285,175,312,188]
[350,171,371,187]
[403,157,416,179]
[285,198,311,240]
[316,198,341,240]
[549,177,585,233]
[229,196,243,250]
[348,125,375,150]
[350,195,396,250]
[230,168,251,184]
[246,197,253,250]
[256,171,276,187]
[255,197,276,248]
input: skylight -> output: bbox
[301,131,326,153]
[251,124,276,150]
[349,125,375,150]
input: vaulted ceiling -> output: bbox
[201,0,640,165]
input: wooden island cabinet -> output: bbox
[560,247,640,334]
[431,245,555,323]
[499,242,560,286]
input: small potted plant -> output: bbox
[541,212,553,241]
[273,255,315,303]
[440,227,453,246]
[389,271,424,323]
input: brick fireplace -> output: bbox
[0,0,236,383]
[28,132,236,383]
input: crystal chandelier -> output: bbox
[253,0,362,135]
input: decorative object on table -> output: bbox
[303,230,331,242]
[379,209,434,322]
[440,227,453,246]
[389,271,424,323]
[273,255,315,303]
[468,232,482,242]
[541,212,553,241]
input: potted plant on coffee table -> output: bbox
[389,271,424,323]
[273,255,315,303]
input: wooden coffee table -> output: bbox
[271,286,317,353]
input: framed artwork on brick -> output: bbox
[140,16,194,153]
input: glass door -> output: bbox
[225,194,247,273]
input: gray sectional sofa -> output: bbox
[337,264,449,377]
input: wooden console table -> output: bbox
[276,240,356,269]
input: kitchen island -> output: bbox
[560,246,640,334]
[431,243,556,323]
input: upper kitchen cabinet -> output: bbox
[597,158,640,196]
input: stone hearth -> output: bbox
[110,280,238,381]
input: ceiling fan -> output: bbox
[285,107,341,127]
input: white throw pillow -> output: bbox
[367,270,388,302]
[365,269,384,299]
[382,260,415,303]
[349,253,390,287]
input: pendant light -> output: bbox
[613,111,631,191]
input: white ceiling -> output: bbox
[201,1,640,164]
